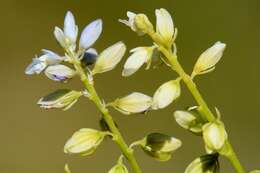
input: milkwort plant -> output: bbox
[25,9,258,173]
[25,11,181,173]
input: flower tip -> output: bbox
[65,10,73,17]
[215,41,226,49]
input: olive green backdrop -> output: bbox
[1,0,259,173]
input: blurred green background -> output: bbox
[1,0,259,172]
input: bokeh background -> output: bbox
[1,0,259,172]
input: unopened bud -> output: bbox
[134,14,154,34]
[64,128,106,156]
[202,120,228,151]
[140,133,182,161]
[185,154,219,173]
[37,89,82,110]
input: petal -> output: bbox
[155,8,174,42]
[64,11,78,42]
[122,48,148,76]
[79,19,103,49]
[25,58,47,75]
[40,49,65,65]
[92,41,126,74]
[54,26,67,48]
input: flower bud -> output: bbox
[140,133,182,161]
[185,154,219,173]
[110,92,152,115]
[202,120,228,151]
[155,8,174,45]
[122,46,155,77]
[152,79,181,110]
[108,163,129,173]
[37,89,82,110]
[134,14,154,34]
[44,65,76,82]
[192,42,226,76]
[64,128,106,156]
[174,110,204,134]
[92,42,126,74]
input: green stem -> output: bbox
[69,51,143,173]
[149,32,245,173]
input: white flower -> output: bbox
[25,58,47,75]
[25,50,64,75]
[155,8,174,44]
[64,128,106,156]
[54,11,78,50]
[119,12,141,34]
[92,41,126,74]
[110,92,152,115]
[122,46,155,76]
[192,41,226,76]
[152,79,181,110]
[37,89,82,110]
[202,120,228,151]
[44,64,76,82]
[79,19,102,49]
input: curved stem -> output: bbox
[68,51,143,173]
[149,32,245,173]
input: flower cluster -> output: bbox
[118,8,239,173]
[25,10,183,173]
[25,7,249,173]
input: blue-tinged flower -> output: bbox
[81,48,98,66]
[54,11,78,50]
[25,50,64,75]
[25,57,47,75]
[79,19,103,49]
[64,11,78,43]
[44,64,76,82]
